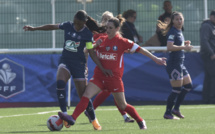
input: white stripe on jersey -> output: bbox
[130,43,139,53]
[119,54,123,68]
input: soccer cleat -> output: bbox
[172,109,185,119]
[63,120,71,128]
[91,118,102,130]
[58,112,75,125]
[124,117,135,123]
[84,111,92,123]
[138,120,147,130]
[163,114,180,120]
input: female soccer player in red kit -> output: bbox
[58,16,166,130]
[84,11,135,123]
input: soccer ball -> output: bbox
[47,115,63,131]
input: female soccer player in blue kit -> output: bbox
[23,10,112,130]
[158,11,193,119]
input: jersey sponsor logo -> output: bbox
[113,46,118,51]
[0,58,25,99]
[106,46,110,51]
[168,35,175,40]
[99,52,117,61]
[65,40,80,52]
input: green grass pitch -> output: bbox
[0,105,215,134]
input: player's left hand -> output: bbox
[23,25,35,31]
[185,40,191,46]
[96,39,102,46]
[155,57,167,66]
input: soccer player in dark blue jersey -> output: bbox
[23,10,112,130]
[158,11,193,119]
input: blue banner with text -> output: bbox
[0,52,203,102]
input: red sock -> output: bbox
[114,99,126,115]
[93,91,111,110]
[72,96,89,120]
[124,104,143,122]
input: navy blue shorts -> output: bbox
[58,58,87,80]
[166,61,189,81]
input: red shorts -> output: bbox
[89,75,124,92]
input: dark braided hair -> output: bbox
[86,16,106,33]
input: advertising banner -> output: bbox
[0,52,203,103]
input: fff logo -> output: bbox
[0,58,25,99]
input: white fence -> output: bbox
[0,46,200,54]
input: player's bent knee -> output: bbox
[83,94,91,100]
[57,80,66,89]
[183,83,192,92]
[83,90,94,99]
[118,103,127,111]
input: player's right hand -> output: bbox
[23,25,35,31]
[96,39,102,46]
[155,57,167,66]
[184,45,193,51]
[102,69,113,77]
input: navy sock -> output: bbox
[174,89,188,110]
[165,92,178,115]
[57,89,67,112]
[86,99,95,121]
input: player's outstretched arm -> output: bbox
[137,47,167,66]
[23,24,59,31]
[88,49,113,76]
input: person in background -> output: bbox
[200,10,215,104]
[156,0,173,46]
[158,1,172,23]
[121,9,143,45]
[23,10,112,130]
[58,16,166,130]
[157,11,193,119]
[144,1,172,47]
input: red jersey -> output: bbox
[94,34,138,78]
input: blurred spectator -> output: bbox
[200,10,215,104]
[144,1,172,46]
[157,0,172,46]
[121,9,143,45]
[158,0,172,23]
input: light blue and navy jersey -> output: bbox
[167,26,185,61]
[59,21,93,63]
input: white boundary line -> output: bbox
[0,106,214,119]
